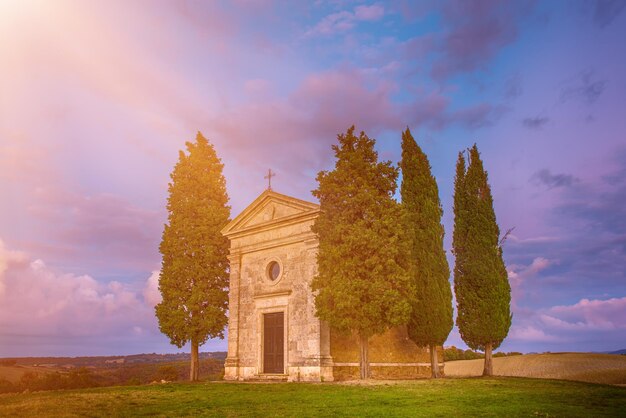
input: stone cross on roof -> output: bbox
[264,169,275,190]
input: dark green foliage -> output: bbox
[442,346,522,361]
[452,145,512,352]
[156,132,230,379]
[400,128,453,350]
[311,126,412,371]
[443,346,484,361]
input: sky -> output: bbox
[0,0,625,357]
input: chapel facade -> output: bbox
[221,189,440,381]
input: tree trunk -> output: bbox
[430,344,441,378]
[359,332,369,380]
[482,342,493,377]
[190,338,199,381]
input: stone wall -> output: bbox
[330,326,443,380]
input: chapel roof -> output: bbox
[221,189,319,237]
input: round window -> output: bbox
[267,261,281,281]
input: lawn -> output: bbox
[0,377,624,417]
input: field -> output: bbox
[1,378,625,417]
[0,354,225,391]
[0,365,60,384]
[445,353,626,385]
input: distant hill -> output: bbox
[0,351,227,368]
[604,349,626,355]
[0,351,227,390]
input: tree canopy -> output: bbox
[156,132,230,381]
[400,128,453,378]
[311,126,412,379]
[452,144,511,375]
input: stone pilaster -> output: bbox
[224,251,242,380]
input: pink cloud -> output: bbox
[508,325,562,342]
[508,257,551,282]
[0,248,155,338]
[506,296,626,346]
[0,239,28,298]
[545,297,626,331]
[0,239,166,354]
[143,270,162,308]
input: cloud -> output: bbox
[0,239,28,298]
[443,102,507,129]
[592,0,626,28]
[545,297,626,331]
[0,253,150,337]
[522,116,549,129]
[508,257,553,310]
[143,270,162,308]
[354,4,385,21]
[530,169,580,189]
[305,3,385,37]
[0,239,168,355]
[507,297,626,347]
[209,68,508,196]
[501,152,626,352]
[431,0,535,80]
[26,188,163,275]
[508,325,562,342]
[560,71,607,105]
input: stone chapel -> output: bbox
[221,189,441,381]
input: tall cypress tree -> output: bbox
[452,144,511,376]
[312,126,412,379]
[400,128,453,378]
[156,132,230,381]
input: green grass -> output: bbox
[0,377,624,417]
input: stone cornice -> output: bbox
[224,210,320,240]
[229,231,318,255]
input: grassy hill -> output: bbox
[0,378,624,417]
[445,352,626,385]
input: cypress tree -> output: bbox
[400,128,453,378]
[452,144,511,376]
[312,126,412,379]
[156,132,231,381]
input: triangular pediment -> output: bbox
[221,190,319,236]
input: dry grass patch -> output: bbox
[445,353,626,385]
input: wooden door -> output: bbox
[263,312,284,373]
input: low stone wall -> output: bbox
[330,326,442,380]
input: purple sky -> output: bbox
[1,0,625,357]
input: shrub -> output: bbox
[155,365,179,382]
